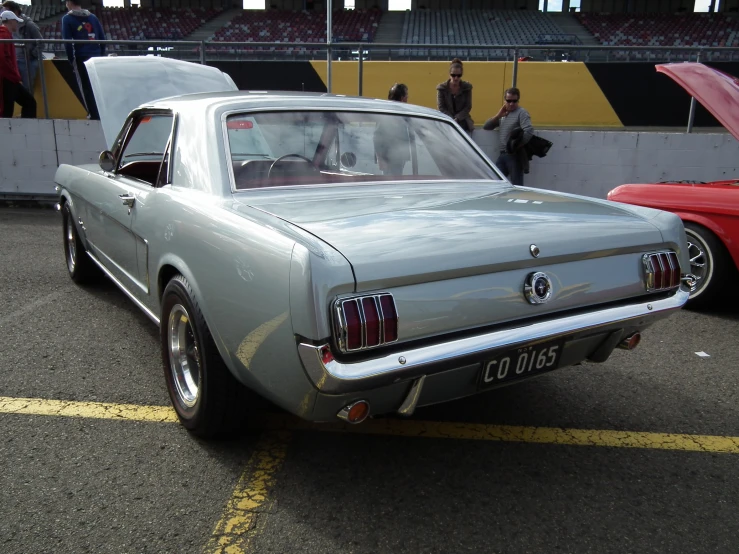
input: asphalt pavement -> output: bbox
[1,207,738,554]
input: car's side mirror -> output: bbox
[99,150,115,172]
[341,152,357,169]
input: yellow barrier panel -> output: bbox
[13,59,87,120]
[12,59,622,128]
[312,60,623,128]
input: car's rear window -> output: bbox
[225,110,502,189]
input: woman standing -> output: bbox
[436,58,474,134]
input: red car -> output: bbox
[608,63,739,309]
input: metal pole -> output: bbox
[358,45,363,96]
[512,48,519,87]
[37,44,50,119]
[687,50,701,133]
[22,44,32,94]
[199,41,205,65]
[327,0,332,93]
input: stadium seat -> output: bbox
[576,13,738,50]
[40,7,224,52]
[209,8,382,53]
[399,9,563,58]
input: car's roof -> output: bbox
[145,90,448,119]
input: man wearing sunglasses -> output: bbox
[483,87,534,186]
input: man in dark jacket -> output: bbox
[0,9,36,118]
[1,1,42,93]
[61,0,105,120]
[483,87,534,186]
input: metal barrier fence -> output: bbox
[1,38,738,130]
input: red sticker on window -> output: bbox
[140,116,152,124]
[227,120,254,130]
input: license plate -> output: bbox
[479,339,565,389]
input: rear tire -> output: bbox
[683,222,733,310]
[160,274,249,438]
[61,202,99,284]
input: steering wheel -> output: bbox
[267,153,319,180]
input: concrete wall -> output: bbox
[0,119,105,198]
[1,118,737,200]
[475,129,739,198]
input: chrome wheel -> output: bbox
[685,229,713,299]
[161,274,258,437]
[65,216,77,273]
[168,304,201,408]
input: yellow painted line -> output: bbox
[2,396,739,454]
[0,396,178,423]
[203,431,291,554]
[259,415,739,455]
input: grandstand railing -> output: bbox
[2,38,738,121]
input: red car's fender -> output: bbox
[607,183,739,272]
[672,210,733,248]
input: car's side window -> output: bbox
[116,113,174,187]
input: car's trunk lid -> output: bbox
[242,183,665,291]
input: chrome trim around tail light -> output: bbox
[643,251,682,292]
[333,293,399,353]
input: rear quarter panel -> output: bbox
[131,187,324,418]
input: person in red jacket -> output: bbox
[1,9,36,118]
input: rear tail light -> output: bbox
[643,251,681,291]
[361,297,381,347]
[343,300,362,350]
[334,293,399,353]
[379,295,398,343]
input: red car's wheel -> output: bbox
[683,222,732,309]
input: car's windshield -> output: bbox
[226,110,503,189]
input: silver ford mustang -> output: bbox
[55,57,693,438]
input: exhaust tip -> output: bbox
[337,400,370,424]
[618,332,641,351]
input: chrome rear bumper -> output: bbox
[298,289,689,395]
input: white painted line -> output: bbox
[0,290,67,326]
[695,351,711,358]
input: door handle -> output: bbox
[119,194,135,207]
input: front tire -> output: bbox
[683,222,733,309]
[61,202,99,284]
[160,274,248,438]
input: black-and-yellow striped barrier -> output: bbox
[17,58,738,128]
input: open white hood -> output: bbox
[84,56,239,149]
